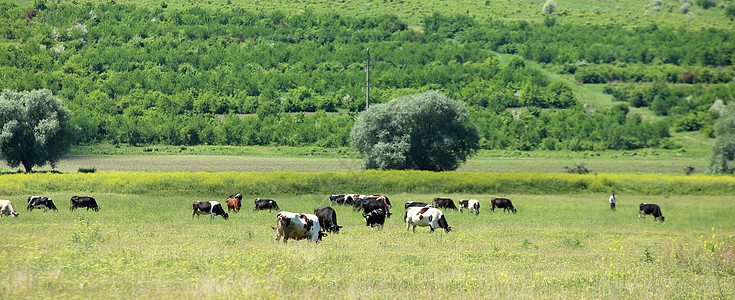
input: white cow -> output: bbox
[273,211,324,243]
[458,199,480,215]
[405,206,452,233]
[0,200,19,217]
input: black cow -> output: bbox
[491,197,516,213]
[70,196,100,212]
[433,198,457,210]
[27,196,58,212]
[254,198,279,211]
[404,201,431,210]
[329,195,347,206]
[364,208,386,230]
[639,203,665,222]
[314,206,342,234]
[192,201,229,219]
[356,198,392,218]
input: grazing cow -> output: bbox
[359,194,392,208]
[458,199,480,215]
[364,208,386,230]
[314,206,342,234]
[490,197,516,213]
[356,198,392,218]
[404,201,431,210]
[329,195,347,206]
[639,203,665,222]
[192,201,229,219]
[27,196,58,212]
[0,200,19,217]
[70,196,100,212]
[254,198,279,211]
[405,206,452,233]
[433,198,457,210]
[226,193,242,213]
[272,211,325,243]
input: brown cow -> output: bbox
[226,193,242,213]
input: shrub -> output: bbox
[543,0,557,14]
[565,163,591,174]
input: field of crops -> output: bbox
[2,192,733,298]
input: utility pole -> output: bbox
[365,48,370,110]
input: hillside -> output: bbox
[0,0,732,152]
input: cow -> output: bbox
[272,211,325,243]
[192,201,229,220]
[356,198,392,218]
[70,196,100,212]
[329,195,347,206]
[364,208,386,230]
[490,197,516,213]
[226,193,242,213]
[404,201,431,210]
[359,194,392,209]
[433,198,457,210]
[254,198,279,211]
[405,206,452,233]
[0,200,19,217]
[639,203,665,222]
[314,206,342,234]
[458,199,480,215]
[27,196,58,212]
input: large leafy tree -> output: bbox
[0,89,75,172]
[350,91,479,171]
[707,104,735,174]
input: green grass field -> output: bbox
[2,192,733,298]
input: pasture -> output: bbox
[2,192,733,298]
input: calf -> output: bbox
[639,203,665,222]
[27,196,58,212]
[491,197,516,213]
[458,199,480,215]
[314,206,342,234]
[192,201,229,220]
[254,198,279,211]
[0,200,19,217]
[433,198,457,210]
[70,196,100,212]
[405,206,452,233]
[404,201,431,210]
[364,208,386,230]
[226,193,242,213]
[272,211,325,243]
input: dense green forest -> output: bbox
[0,2,733,150]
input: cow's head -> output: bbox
[48,200,58,211]
[659,216,665,222]
[438,215,452,233]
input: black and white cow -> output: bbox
[405,206,452,233]
[314,206,342,234]
[433,198,457,210]
[254,198,279,211]
[27,196,58,212]
[404,201,431,210]
[639,203,665,222]
[0,200,19,217]
[272,211,325,243]
[192,201,229,219]
[356,198,392,218]
[491,197,516,213]
[364,208,386,230]
[329,195,347,206]
[458,199,480,215]
[70,196,100,212]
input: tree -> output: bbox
[349,91,479,171]
[707,104,735,174]
[0,89,75,172]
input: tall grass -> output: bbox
[0,171,733,196]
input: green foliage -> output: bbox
[542,0,557,15]
[565,163,591,174]
[350,91,479,171]
[0,89,75,172]
[707,104,735,174]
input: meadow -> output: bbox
[1,192,733,298]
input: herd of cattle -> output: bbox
[1,194,666,243]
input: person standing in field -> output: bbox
[609,193,616,211]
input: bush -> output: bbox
[543,0,557,14]
[565,163,591,174]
